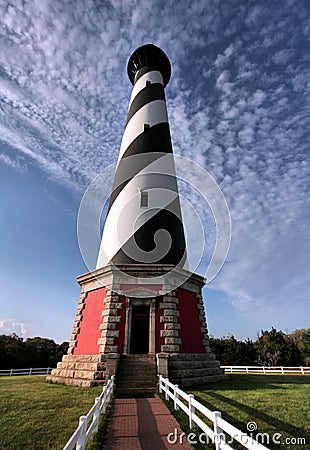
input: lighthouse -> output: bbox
[96,44,186,269]
[48,44,225,388]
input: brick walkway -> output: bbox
[105,395,192,449]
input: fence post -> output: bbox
[93,397,101,432]
[165,379,169,401]
[10,369,13,376]
[101,387,107,414]
[246,366,249,374]
[107,380,112,403]
[110,374,115,394]
[230,367,233,373]
[174,385,179,410]
[281,366,284,375]
[263,366,265,374]
[29,368,32,376]
[159,375,163,393]
[300,366,304,375]
[213,411,225,450]
[188,394,195,429]
[109,376,114,400]
[76,415,87,450]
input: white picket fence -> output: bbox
[63,375,114,450]
[0,367,53,376]
[159,375,269,450]
[221,366,310,375]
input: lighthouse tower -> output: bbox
[97,44,186,269]
[48,44,225,388]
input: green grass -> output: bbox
[1,375,309,450]
[163,374,310,450]
[0,375,102,450]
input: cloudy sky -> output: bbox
[0,0,309,343]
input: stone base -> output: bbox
[157,353,227,387]
[47,353,119,387]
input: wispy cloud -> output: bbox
[0,152,26,172]
[0,0,309,333]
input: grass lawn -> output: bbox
[163,374,310,450]
[0,374,309,450]
[0,375,102,450]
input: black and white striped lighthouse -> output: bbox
[96,44,187,269]
[49,44,225,388]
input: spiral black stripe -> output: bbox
[121,122,172,158]
[134,66,160,83]
[111,203,187,265]
[108,151,169,214]
[126,83,165,125]
[108,124,173,212]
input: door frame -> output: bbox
[124,297,156,354]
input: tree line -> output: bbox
[0,334,68,369]
[210,327,310,366]
[0,327,309,369]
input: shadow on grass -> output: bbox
[161,372,310,450]
[185,375,310,449]
[206,392,310,442]
[195,374,310,391]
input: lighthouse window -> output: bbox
[146,80,151,87]
[140,190,148,208]
[144,123,150,133]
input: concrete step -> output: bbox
[117,382,157,389]
[118,368,155,375]
[117,372,157,378]
[119,357,155,365]
[118,361,155,367]
[118,364,156,370]
[117,377,156,384]
[116,354,157,395]
[119,356,155,362]
[117,378,157,384]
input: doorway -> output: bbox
[130,305,150,354]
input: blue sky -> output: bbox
[0,0,309,343]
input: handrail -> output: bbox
[63,375,114,450]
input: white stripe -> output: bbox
[118,100,168,162]
[129,70,164,108]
